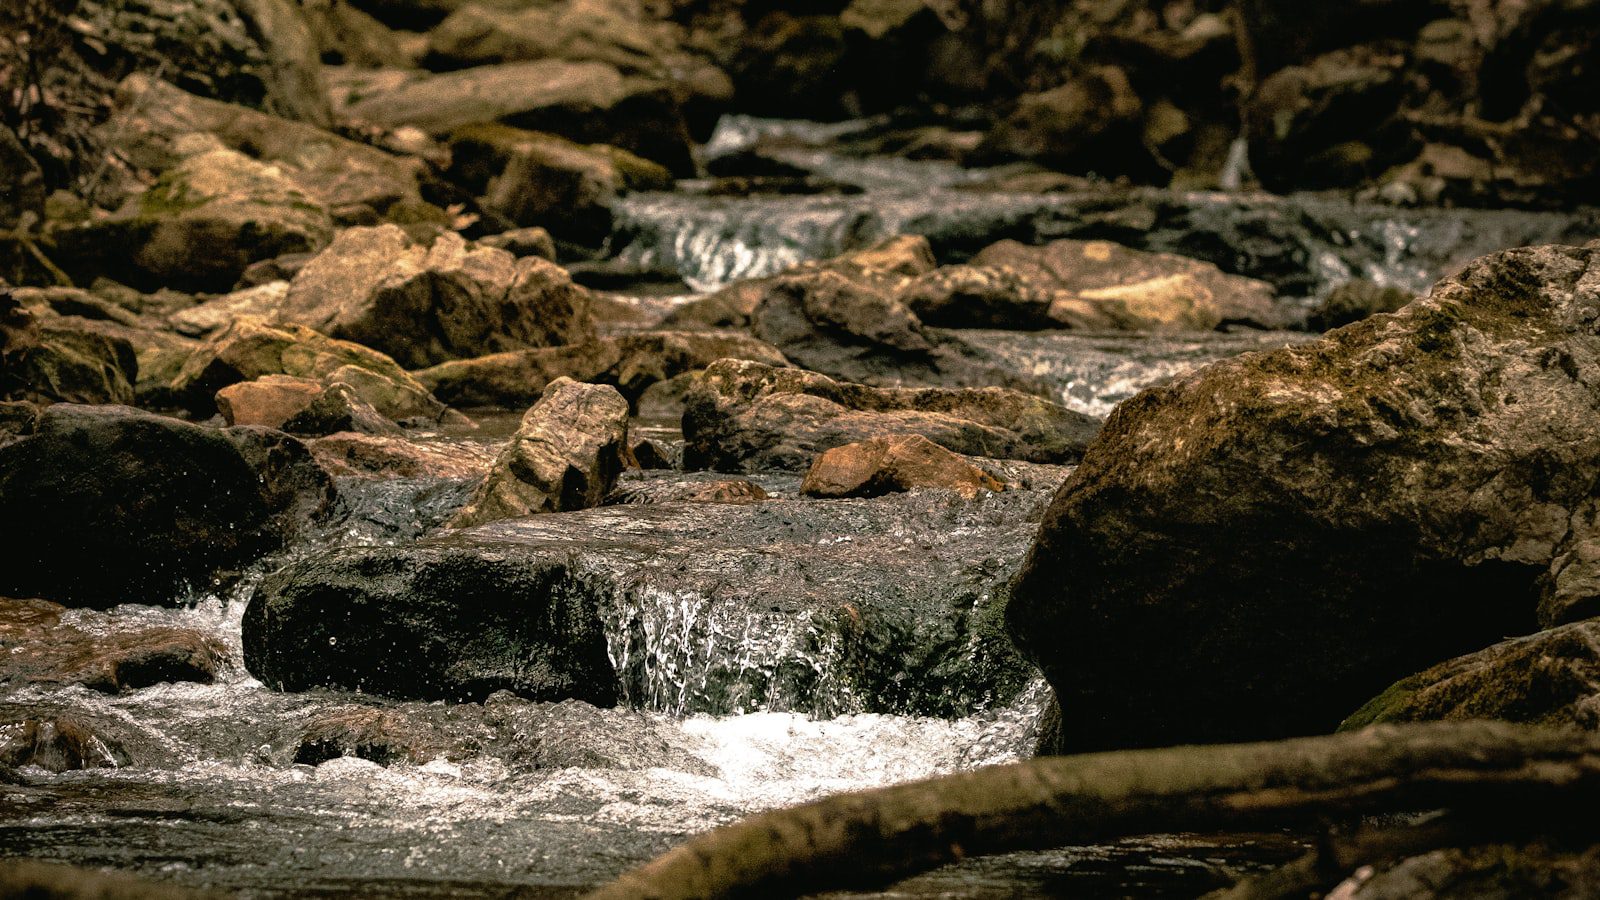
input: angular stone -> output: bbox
[449,378,630,527]
[683,359,1098,473]
[275,225,595,368]
[802,434,1006,500]
[415,330,788,409]
[172,315,446,422]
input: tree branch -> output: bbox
[586,722,1600,900]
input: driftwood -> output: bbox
[587,722,1600,900]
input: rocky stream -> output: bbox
[6,0,1600,897]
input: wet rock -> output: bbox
[478,226,558,262]
[415,330,787,409]
[217,375,401,436]
[0,126,44,229]
[0,404,334,607]
[0,858,218,898]
[57,140,335,293]
[342,60,697,174]
[683,359,1098,473]
[958,239,1284,330]
[253,483,1044,716]
[664,234,937,329]
[306,432,497,480]
[801,434,1006,500]
[449,379,630,527]
[106,75,426,216]
[172,316,447,423]
[448,124,672,243]
[0,597,227,693]
[1308,279,1417,331]
[244,545,619,704]
[290,706,442,765]
[606,476,768,506]
[0,293,137,405]
[1342,619,1600,731]
[978,66,1146,175]
[1008,243,1600,752]
[275,225,596,369]
[0,713,130,772]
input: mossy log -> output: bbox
[587,722,1600,899]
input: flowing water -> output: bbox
[5,116,1596,897]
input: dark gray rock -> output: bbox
[0,404,334,607]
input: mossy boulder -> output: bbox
[1342,620,1600,731]
[56,142,334,293]
[1008,242,1600,752]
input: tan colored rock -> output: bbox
[449,378,631,527]
[216,375,400,436]
[276,225,595,369]
[307,432,497,480]
[344,59,626,135]
[415,330,788,409]
[172,315,446,422]
[108,76,424,214]
[802,434,1006,500]
[606,477,768,506]
[56,144,335,293]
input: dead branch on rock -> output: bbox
[587,722,1600,900]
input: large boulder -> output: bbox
[1008,243,1600,752]
[171,315,447,422]
[274,225,596,368]
[56,140,334,292]
[0,405,335,608]
[244,545,618,704]
[415,330,788,409]
[449,378,631,527]
[683,359,1099,473]
[246,482,1053,716]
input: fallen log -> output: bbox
[587,721,1600,899]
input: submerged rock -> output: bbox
[1008,243,1600,752]
[0,404,334,607]
[0,597,226,693]
[683,359,1098,473]
[244,545,618,704]
[801,434,1006,500]
[449,378,631,527]
[276,225,595,369]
